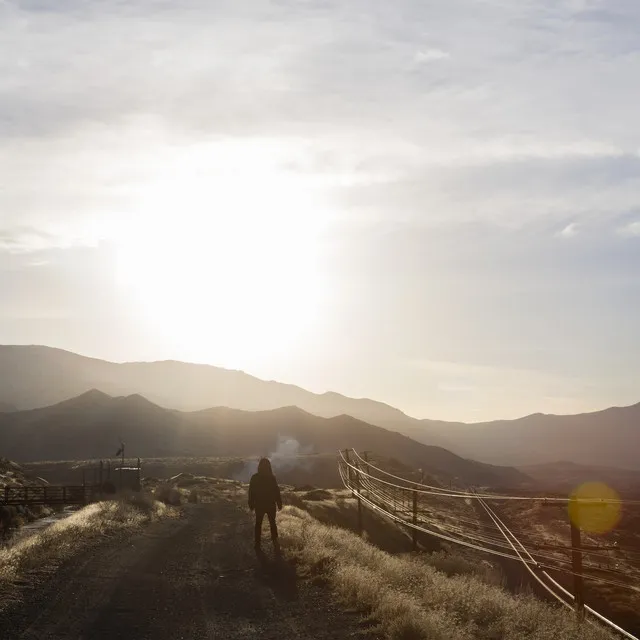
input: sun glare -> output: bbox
[115,141,330,369]
[568,482,622,534]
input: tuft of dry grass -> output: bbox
[279,506,610,640]
[0,494,176,611]
[414,550,502,585]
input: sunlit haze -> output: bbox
[1,0,639,421]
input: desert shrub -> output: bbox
[417,550,500,584]
[282,491,306,509]
[188,489,199,504]
[0,506,19,540]
[304,489,333,501]
[154,483,182,506]
[119,492,158,517]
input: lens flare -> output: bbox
[568,482,621,534]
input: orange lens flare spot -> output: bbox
[568,482,622,534]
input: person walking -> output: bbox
[248,457,283,553]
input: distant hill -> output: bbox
[1,345,638,470]
[0,345,415,427]
[0,390,529,489]
[0,401,16,413]
[418,404,640,470]
[519,461,640,497]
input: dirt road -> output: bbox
[1,495,377,639]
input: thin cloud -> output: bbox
[558,222,579,238]
[1,0,640,421]
[0,227,59,253]
[414,49,450,64]
[618,221,640,237]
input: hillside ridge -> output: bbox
[0,389,529,489]
[1,344,639,470]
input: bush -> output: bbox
[119,492,158,517]
[304,489,333,501]
[188,489,199,504]
[154,483,182,506]
[0,506,19,539]
[417,550,500,584]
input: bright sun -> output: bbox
[115,140,330,369]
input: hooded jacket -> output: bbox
[248,470,282,512]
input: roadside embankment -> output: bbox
[278,506,609,640]
[0,493,177,612]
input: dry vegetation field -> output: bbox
[277,503,609,640]
[10,455,639,638]
[494,498,640,635]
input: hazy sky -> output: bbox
[1,0,639,422]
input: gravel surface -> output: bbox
[1,495,379,639]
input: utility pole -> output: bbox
[570,499,585,621]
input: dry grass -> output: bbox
[0,493,176,611]
[413,550,501,585]
[279,506,610,640]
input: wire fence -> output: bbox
[338,448,640,640]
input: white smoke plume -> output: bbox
[233,435,314,482]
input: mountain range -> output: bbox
[0,345,638,470]
[0,389,528,488]
[520,461,640,497]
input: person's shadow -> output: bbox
[255,548,298,601]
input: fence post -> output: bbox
[412,489,418,551]
[344,449,353,486]
[570,498,585,621]
[355,458,363,536]
[120,443,125,491]
[362,451,370,499]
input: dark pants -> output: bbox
[255,508,278,547]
